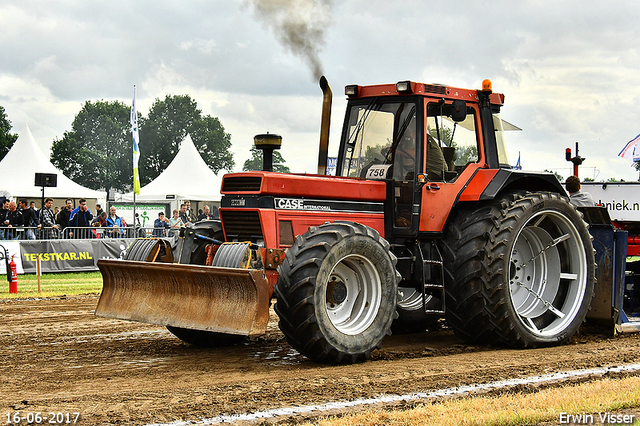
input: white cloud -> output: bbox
[1,0,640,182]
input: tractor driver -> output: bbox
[393,124,447,182]
[393,117,417,182]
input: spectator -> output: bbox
[0,199,8,239]
[211,205,220,219]
[39,197,59,239]
[185,200,197,222]
[95,204,104,217]
[58,199,73,237]
[91,212,108,238]
[69,198,94,238]
[565,176,596,207]
[0,199,8,217]
[198,205,213,221]
[168,209,183,236]
[29,201,39,219]
[92,211,108,227]
[153,212,170,237]
[105,206,124,237]
[54,206,60,222]
[4,201,23,239]
[19,199,37,240]
[179,203,190,224]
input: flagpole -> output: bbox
[131,85,141,235]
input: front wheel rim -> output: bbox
[325,254,382,335]
[508,209,588,337]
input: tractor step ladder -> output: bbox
[418,243,446,314]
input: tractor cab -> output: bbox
[336,81,510,237]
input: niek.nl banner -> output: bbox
[19,239,130,273]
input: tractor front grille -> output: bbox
[222,176,262,192]
[220,210,264,242]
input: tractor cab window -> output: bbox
[426,102,478,182]
[340,100,418,180]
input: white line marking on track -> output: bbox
[144,362,640,426]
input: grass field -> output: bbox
[0,271,102,298]
[302,376,640,426]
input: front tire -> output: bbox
[275,222,400,364]
[442,192,595,347]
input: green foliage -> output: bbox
[428,127,452,145]
[544,169,564,182]
[583,177,594,182]
[243,146,290,173]
[51,100,132,194]
[0,105,18,161]
[139,95,234,185]
[51,95,235,191]
[364,143,389,163]
[455,145,478,165]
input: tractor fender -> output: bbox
[473,169,566,201]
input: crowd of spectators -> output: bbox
[151,202,217,237]
[0,197,219,240]
[0,197,117,240]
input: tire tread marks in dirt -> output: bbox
[275,221,400,364]
[441,191,595,348]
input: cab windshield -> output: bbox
[339,100,417,179]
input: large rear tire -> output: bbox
[442,192,595,347]
[275,221,400,364]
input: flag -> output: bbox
[131,85,141,195]
[618,133,640,164]
[513,151,522,170]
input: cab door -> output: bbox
[418,100,484,234]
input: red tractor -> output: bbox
[97,78,595,364]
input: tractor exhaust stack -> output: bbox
[318,75,332,175]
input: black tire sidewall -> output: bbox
[312,233,398,354]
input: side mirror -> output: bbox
[451,100,467,122]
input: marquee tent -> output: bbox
[0,124,105,201]
[122,134,224,202]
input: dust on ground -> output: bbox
[2,296,640,425]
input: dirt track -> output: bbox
[2,295,640,425]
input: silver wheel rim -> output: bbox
[397,287,429,312]
[325,254,382,335]
[509,209,588,337]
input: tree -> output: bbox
[242,146,291,173]
[139,95,234,185]
[51,100,132,194]
[51,94,235,193]
[0,105,18,161]
[545,169,564,183]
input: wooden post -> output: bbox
[36,255,41,293]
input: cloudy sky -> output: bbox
[2,0,640,182]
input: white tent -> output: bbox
[0,124,105,201]
[122,134,223,202]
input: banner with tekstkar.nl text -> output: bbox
[19,239,130,273]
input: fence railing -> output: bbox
[0,226,161,241]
